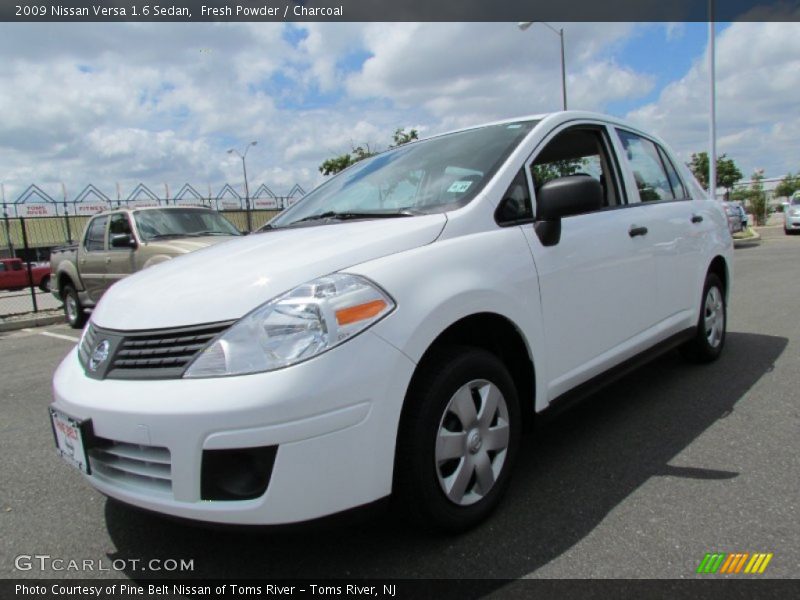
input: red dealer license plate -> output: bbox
[49,408,91,474]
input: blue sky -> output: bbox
[0,21,799,204]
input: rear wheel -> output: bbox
[680,272,726,363]
[394,347,521,532]
[39,276,51,293]
[63,285,87,329]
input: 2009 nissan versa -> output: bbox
[50,112,732,531]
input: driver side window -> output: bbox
[529,126,622,211]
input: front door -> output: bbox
[520,123,659,400]
[105,212,136,290]
[80,215,109,302]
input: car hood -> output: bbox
[91,215,447,330]
[142,235,239,254]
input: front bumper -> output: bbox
[785,214,800,230]
[51,330,416,525]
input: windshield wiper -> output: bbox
[290,210,418,225]
[184,231,237,236]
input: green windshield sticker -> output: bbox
[448,181,473,193]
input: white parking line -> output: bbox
[22,328,80,343]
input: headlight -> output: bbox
[184,273,395,378]
[791,209,800,216]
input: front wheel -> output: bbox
[680,273,726,363]
[63,285,87,329]
[394,347,521,532]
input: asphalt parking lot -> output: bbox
[1,226,798,586]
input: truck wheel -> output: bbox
[394,346,521,532]
[63,285,87,329]
[680,273,726,363]
[39,276,51,293]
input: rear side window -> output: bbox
[657,147,688,200]
[617,130,676,202]
[84,216,108,252]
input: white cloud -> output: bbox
[627,21,800,177]
[1,20,798,210]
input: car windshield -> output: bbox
[133,209,241,241]
[792,197,800,205]
[268,120,538,229]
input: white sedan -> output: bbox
[50,111,732,532]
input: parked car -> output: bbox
[50,112,732,532]
[0,258,51,292]
[50,206,241,328]
[784,193,800,234]
[727,201,747,228]
[721,202,744,234]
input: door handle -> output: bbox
[628,225,648,238]
[105,257,111,264]
[691,214,704,223]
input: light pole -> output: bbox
[228,141,257,232]
[518,21,567,111]
[708,1,717,202]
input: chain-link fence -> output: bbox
[0,217,65,320]
[0,209,282,320]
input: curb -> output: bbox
[0,314,66,332]
[733,229,761,248]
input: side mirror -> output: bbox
[110,233,137,249]
[534,176,603,246]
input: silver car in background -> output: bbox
[785,194,800,234]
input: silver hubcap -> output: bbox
[66,295,78,322]
[435,379,510,506]
[704,286,724,348]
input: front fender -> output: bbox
[348,226,550,412]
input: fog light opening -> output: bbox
[201,446,277,501]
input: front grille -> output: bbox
[89,440,172,497]
[80,321,233,380]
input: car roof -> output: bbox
[412,110,674,155]
[93,205,214,216]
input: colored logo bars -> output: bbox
[697,552,773,574]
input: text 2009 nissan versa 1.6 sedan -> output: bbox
[50,112,732,532]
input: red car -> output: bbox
[0,258,51,292]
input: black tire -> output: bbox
[39,276,51,293]
[394,346,521,533]
[63,285,87,329]
[680,273,726,363]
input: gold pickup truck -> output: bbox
[50,206,241,328]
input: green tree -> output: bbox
[318,128,419,176]
[733,169,768,225]
[774,172,800,199]
[531,159,585,188]
[688,152,743,199]
[391,127,419,147]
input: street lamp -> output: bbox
[518,21,567,111]
[227,141,257,232]
[708,1,717,202]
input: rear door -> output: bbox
[6,260,28,288]
[80,215,109,302]
[518,121,659,399]
[613,129,702,330]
